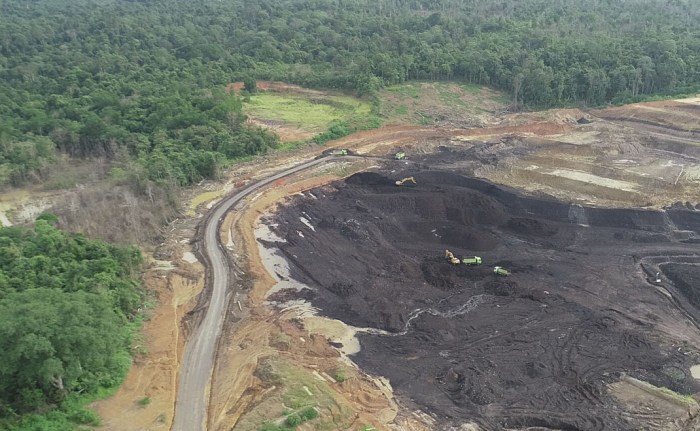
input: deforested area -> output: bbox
[267,165,700,430]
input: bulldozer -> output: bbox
[395,176,416,186]
[445,250,461,264]
[493,266,510,276]
[462,256,482,265]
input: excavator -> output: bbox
[445,250,461,264]
[395,176,416,186]
[494,266,510,276]
[446,250,482,266]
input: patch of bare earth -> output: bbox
[247,117,317,142]
[379,82,507,128]
[92,243,205,430]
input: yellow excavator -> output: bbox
[445,250,461,264]
[395,177,416,186]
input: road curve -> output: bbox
[171,156,342,431]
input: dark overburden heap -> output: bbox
[270,170,700,430]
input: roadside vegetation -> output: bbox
[0,215,144,430]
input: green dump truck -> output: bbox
[462,256,482,265]
[395,151,406,160]
[494,266,510,276]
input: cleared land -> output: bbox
[87,89,700,430]
[228,81,374,142]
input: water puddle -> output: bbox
[182,251,199,264]
[690,364,700,379]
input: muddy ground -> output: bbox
[266,159,700,430]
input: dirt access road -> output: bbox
[172,155,368,430]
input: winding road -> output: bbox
[171,155,347,431]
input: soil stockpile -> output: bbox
[267,169,700,430]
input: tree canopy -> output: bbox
[1,0,699,186]
[0,219,143,428]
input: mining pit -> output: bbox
[263,155,700,430]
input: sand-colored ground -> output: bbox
[92,255,204,430]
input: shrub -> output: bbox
[300,406,318,420]
[285,413,302,426]
[334,368,346,383]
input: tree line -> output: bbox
[0,215,144,429]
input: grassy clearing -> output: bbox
[385,82,421,99]
[245,93,372,133]
[379,81,508,125]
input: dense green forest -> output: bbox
[0,216,143,429]
[2,0,700,189]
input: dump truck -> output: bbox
[395,176,416,186]
[330,149,348,156]
[395,151,406,160]
[462,256,482,265]
[445,250,461,264]
[493,266,510,276]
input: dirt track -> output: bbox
[267,163,700,430]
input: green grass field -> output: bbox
[244,93,372,133]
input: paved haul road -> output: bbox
[171,155,355,431]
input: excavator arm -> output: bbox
[395,176,417,186]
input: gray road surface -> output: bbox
[171,156,341,431]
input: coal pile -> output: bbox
[268,170,700,430]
